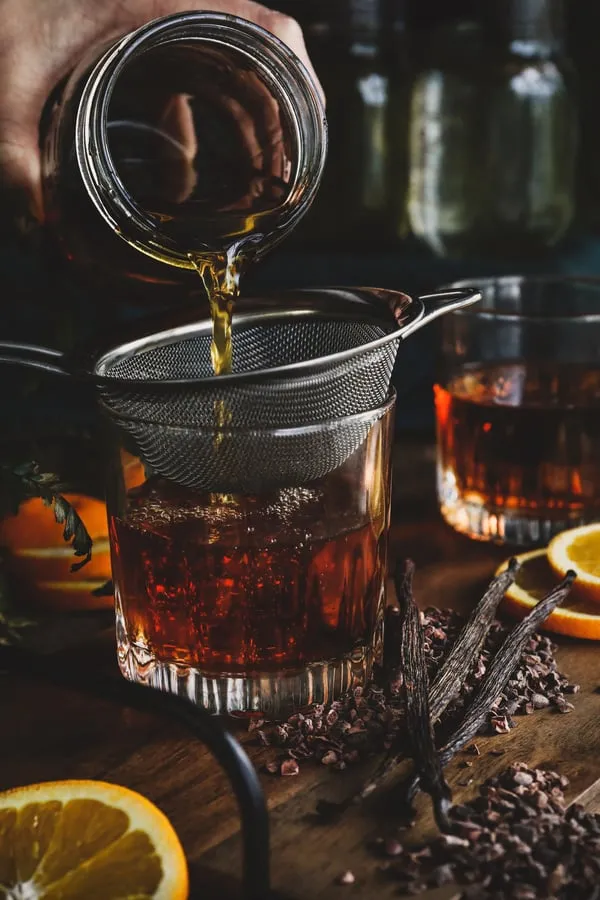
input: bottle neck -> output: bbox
[486,0,565,56]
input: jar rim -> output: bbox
[75,11,327,270]
[442,275,600,322]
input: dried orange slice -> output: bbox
[0,780,188,899]
[496,549,600,640]
[547,523,600,605]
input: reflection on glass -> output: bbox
[408,4,577,259]
[107,44,294,248]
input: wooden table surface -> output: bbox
[1,439,599,900]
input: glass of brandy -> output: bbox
[435,276,600,546]
[105,391,395,716]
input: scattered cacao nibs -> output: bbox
[252,565,578,778]
[383,838,403,857]
[364,562,521,803]
[404,572,576,807]
[381,764,600,899]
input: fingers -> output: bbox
[0,0,322,228]
[158,94,198,162]
[0,0,105,223]
[246,5,324,104]
[152,1,324,103]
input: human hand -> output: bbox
[0,0,321,225]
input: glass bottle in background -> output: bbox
[289,0,411,251]
[407,0,578,259]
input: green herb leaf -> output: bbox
[52,494,93,570]
[1,461,94,571]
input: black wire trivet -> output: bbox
[0,645,270,900]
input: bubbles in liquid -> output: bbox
[126,480,325,540]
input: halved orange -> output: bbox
[547,523,600,605]
[0,494,113,610]
[0,779,188,899]
[496,549,600,640]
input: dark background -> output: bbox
[2,0,599,441]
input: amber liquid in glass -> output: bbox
[111,476,387,673]
[436,361,600,540]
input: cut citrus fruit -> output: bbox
[496,549,600,640]
[547,523,600,605]
[0,495,113,610]
[0,780,188,899]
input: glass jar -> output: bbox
[407,0,577,260]
[41,12,327,300]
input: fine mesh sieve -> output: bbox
[0,286,480,492]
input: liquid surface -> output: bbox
[110,477,387,673]
[436,362,600,518]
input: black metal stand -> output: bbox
[0,645,271,900]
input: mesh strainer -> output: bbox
[0,286,480,492]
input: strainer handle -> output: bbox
[400,288,482,338]
[0,341,69,377]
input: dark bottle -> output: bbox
[407,0,577,259]
[290,0,411,251]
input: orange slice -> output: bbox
[31,579,113,612]
[0,780,188,899]
[0,494,113,611]
[547,523,600,605]
[496,549,600,640]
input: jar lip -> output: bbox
[75,11,327,269]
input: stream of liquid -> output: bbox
[190,245,243,376]
[188,245,245,506]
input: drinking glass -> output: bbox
[105,392,395,716]
[435,276,600,546]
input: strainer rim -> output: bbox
[92,291,419,389]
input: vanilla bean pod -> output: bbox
[405,570,576,807]
[382,605,403,696]
[398,559,452,831]
[358,561,520,801]
[428,558,519,722]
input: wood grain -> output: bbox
[1,437,599,900]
